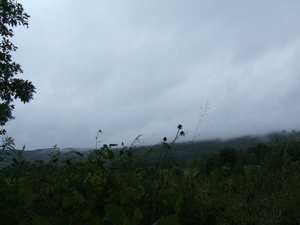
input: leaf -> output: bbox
[12,158,18,164]
[133,208,143,221]
[120,186,135,205]
[108,149,115,160]
[81,209,92,220]
[157,214,180,225]
[103,204,126,224]
[17,185,32,206]
[73,191,85,204]
[33,215,51,225]
[95,158,106,171]
[160,189,182,213]
[18,218,30,225]
[135,185,145,199]
[62,196,71,208]
[63,192,85,208]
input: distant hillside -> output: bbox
[1,130,298,167]
[0,147,92,167]
[135,130,299,165]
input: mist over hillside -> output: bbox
[2,130,297,166]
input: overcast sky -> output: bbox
[5,0,300,150]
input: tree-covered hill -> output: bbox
[1,130,297,166]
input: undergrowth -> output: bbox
[0,127,300,224]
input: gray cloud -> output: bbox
[5,0,300,149]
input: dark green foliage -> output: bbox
[157,214,180,225]
[0,0,35,134]
[196,152,218,175]
[218,147,238,166]
[1,130,300,224]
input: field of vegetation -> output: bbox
[1,128,300,225]
[1,1,300,224]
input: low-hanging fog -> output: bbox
[5,0,300,150]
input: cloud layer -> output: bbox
[5,0,300,149]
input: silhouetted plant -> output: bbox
[1,128,300,224]
[192,101,210,141]
[0,0,36,134]
[156,124,185,170]
[0,135,14,164]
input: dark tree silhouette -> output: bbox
[0,0,35,134]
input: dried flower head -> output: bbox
[177,124,183,130]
